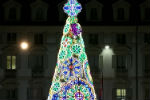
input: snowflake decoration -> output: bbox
[63,0,82,16]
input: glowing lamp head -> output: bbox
[20,42,29,50]
[105,45,110,49]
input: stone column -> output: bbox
[18,80,28,100]
[17,52,31,100]
[17,53,31,77]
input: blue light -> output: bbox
[64,6,69,10]
[63,0,82,16]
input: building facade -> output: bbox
[0,0,150,100]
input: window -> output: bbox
[30,0,48,21]
[144,33,150,44]
[145,8,150,20]
[116,34,126,44]
[7,56,16,70]
[89,34,98,45]
[35,7,44,20]
[144,55,150,74]
[116,55,126,72]
[31,55,44,73]
[7,88,17,99]
[27,87,43,99]
[3,0,21,21]
[7,33,17,43]
[34,55,43,68]
[88,55,99,73]
[145,88,150,100]
[8,7,17,20]
[0,33,3,44]
[31,55,44,77]
[117,8,125,20]
[116,89,126,100]
[34,33,43,44]
[90,8,98,20]
[29,55,44,73]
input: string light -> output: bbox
[47,0,97,100]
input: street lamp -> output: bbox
[105,45,110,49]
[20,41,29,50]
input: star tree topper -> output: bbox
[63,0,82,16]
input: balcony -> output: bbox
[5,70,17,78]
[144,68,150,78]
[115,67,128,78]
[32,66,44,78]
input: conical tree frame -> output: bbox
[47,0,97,100]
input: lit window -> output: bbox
[7,56,16,70]
[116,89,126,100]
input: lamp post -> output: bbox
[105,45,110,49]
[20,41,29,50]
[18,41,29,100]
[134,0,139,99]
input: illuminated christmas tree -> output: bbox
[47,0,97,99]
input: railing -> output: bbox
[115,68,128,73]
[5,70,17,78]
[115,68,128,77]
[32,67,44,78]
[144,69,150,78]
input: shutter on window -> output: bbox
[88,55,92,67]
[16,55,20,69]
[28,55,32,68]
[113,34,116,44]
[27,88,31,99]
[4,56,7,70]
[29,55,35,69]
[0,55,5,69]
[112,88,116,100]
[126,54,132,68]
[95,55,99,72]
[127,88,132,99]
[88,55,94,72]
[112,55,116,68]
[44,54,48,68]
[99,55,103,71]
[143,54,145,71]
[37,55,41,68]
[0,88,7,99]
[0,54,2,69]
[33,55,37,68]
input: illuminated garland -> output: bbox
[47,0,97,100]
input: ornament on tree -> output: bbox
[47,0,97,100]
